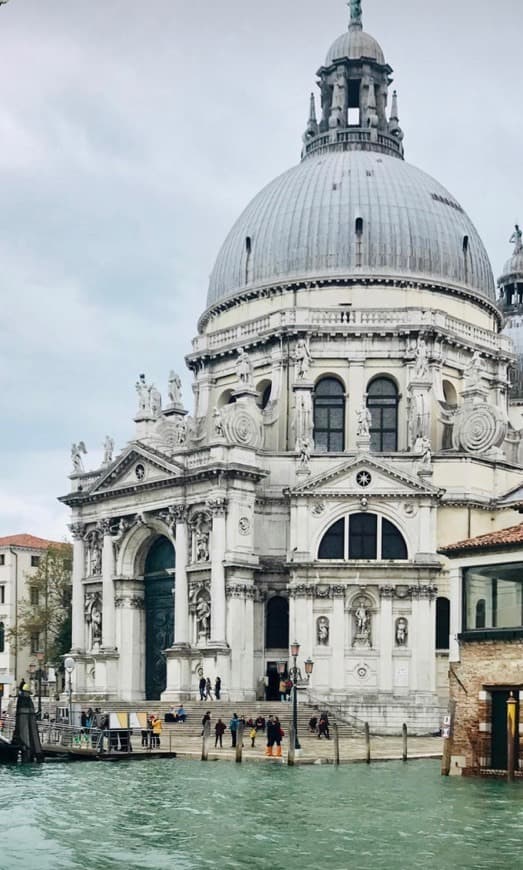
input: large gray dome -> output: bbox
[207,150,495,308]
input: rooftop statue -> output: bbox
[509,224,523,256]
[349,0,362,25]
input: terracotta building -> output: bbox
[441,524,523,775]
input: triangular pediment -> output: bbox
[89,443,185,495]
[291,453,444,499]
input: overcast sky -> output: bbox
[0,0,521,540]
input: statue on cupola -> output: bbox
[510,224,523,256]
[349,0,363,28]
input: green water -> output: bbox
[1,760,521,869]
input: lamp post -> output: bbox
[28,661,35,697]
[278,641,314,750]
[64,656,75,728]
[36,651,45,719]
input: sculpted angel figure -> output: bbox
[135,373,150,414]
[356,401,372,438]
[168,370,183,406]
[213,407,225,437]
[103,435,114,465]
[236,347,253,386]
[71,441,87,473]
[414,335,429,379]
[294,337,312,380]
[510,224,523,255]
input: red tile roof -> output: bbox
[0,534,64,550]
[440,523,523,556]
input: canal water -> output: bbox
[1,760,521,869]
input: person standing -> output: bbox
[265,716,275,756]
[279,678,287,703]
[274,716,284,757]
[151,715,162,748]
[214,676,221,700]
[205,678,213,701]
[249,725,257,748]
[215,718,226,748]
[199,675,207,701]
[201,710,211,736]
[229,713,239,748]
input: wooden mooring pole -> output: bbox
[402,723,408,762]
[507,692,517,783]
[235,722,244,764]
[364,722,371,764]
[201,720,210,762]
[288,723,296,766]
[333,721,340,766]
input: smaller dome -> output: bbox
[325,29,385,66]
[500,252,523,282]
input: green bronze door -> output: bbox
[144,537,175,700]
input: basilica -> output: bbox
[60,2,523,729]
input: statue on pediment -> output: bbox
[71,441,87,473]
[168,370,183,407]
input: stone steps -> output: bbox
[90,700,361,737]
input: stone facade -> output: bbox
[60,5,523,731]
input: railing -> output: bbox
[192,307,513,355]
[306,692,368,734]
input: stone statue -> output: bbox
[317,616,329,646]
[414,335,429,379]
[135,374,150,415]
[355,605,369,634]
[103,435,114,466]
[194,515,210,563]
[91,605,102,647]
[353,600,372,648]
[85,592,103,650]
[414,435,432,469]
[395,617,408,647]
[168,370,183,406]
[356,401,372,438]
[295,392,314,446]
[213,407,225,437]
[71,441,87,473]
[510,224,523,256]
[236,347,253,386]
[175,419,188,446]
[464,351,484,389]
[297,436,312,469]
[350,0,362,22]
[294,337,312,380]
[196,594,211,638]
[150,384,162,417]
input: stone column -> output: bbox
[207,497,228,645]
[173,507,190,645]
[115,583,145,702]
[70,523,86,652]
[331,587,346,691]
[101,521,116,650]
[379,586,394,691]
[347,356,366,450]
[411,585,437,693]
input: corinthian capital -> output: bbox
[206,497,228,517]
[160,504,187,531]
[69,522,86,540]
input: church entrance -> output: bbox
[491,689,520,770]
[144,536,175,700]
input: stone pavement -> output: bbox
[152,732,442,765]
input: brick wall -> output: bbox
[449,638,523,774]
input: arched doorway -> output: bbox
[265,596,289,701]
[144,536,175,699]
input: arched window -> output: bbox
[435,597,450,650]
[475,599,486,629]
[318,518,345,559]
[0,621,4,653]
[318,514,408,561]
[265,597,289,649]
[367,377,399,452]
[314,378,345,453]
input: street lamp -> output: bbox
[64,656,75,728]
[280,641,314,750]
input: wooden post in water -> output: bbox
[333,721,340,766]
[441,700,456,776]
[507,692,517,783]
[288,722,296,766]
[402,723,408,762]
[236,722,244,764]
[201,720,210,762]
[364,722,371,764]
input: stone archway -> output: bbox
[144,536,175,700]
